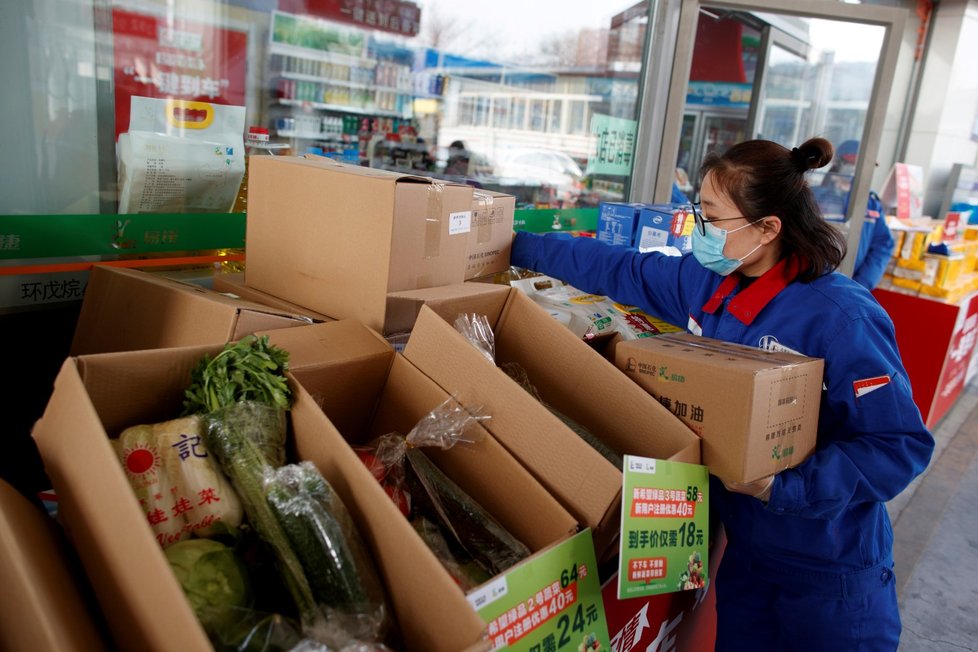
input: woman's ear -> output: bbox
[757,216,782,243]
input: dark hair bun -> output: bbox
[790,137,834,172]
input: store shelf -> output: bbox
[277,71,374,90]
[276,130,356,142]
[274,98,405,118]
[269,41,376,67]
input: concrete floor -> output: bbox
[891,380,978,651]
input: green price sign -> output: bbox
[618,456,710,600]
[468,529,609,651]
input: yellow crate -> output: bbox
[921,254,966,289]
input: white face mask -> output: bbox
[691,220,764,275]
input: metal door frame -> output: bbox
[632,0,907,277]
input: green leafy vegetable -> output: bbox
[183,335,292,416]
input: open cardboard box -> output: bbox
[245,156,476,333]
[71,266,314,355]
[402,289,701,560]
[32,319,577,651]
[0,479,110,651]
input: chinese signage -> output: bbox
[278,0,421,37]
[932,292,978,421]
[618,456,709,600]
[111,8,248,139]
[468,529,610,651]
[588,114,637,177]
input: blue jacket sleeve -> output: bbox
[511,231,693,328]
[852,216,894,290]
[765,313,934,520]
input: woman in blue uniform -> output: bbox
[511,138,934,650]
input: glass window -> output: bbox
[2,0,653,307]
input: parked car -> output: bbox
[493,148,584,205]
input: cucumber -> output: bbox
[265,462,393,644]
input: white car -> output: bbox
[494,148,584,204]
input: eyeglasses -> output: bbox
[691,203,753,236]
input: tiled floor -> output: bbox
[891,380,978,651]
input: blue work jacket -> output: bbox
[512,231,934,572]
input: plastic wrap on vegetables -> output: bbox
[453,313,495,364]
[113,423,191,547]
[265,462,395,648]
[405,446,530,575]
[156,415,244,538]
[359,396,531,579]
[499,361,623,469]
[410,515,491,591]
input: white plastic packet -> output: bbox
[117,96,246,213]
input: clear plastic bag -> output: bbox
[265,462,395,648]
[453,313,495,364]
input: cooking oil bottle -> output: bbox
[231,126,289,213]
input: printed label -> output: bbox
[449,210,472,235]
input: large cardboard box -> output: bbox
[384,282,511,335]
[0,479,109,651]
[71,266,314,355]
[245,155,475,333]
[466,190,515,280]
[615,333,823,484]
[32,320,576,651]
[402,289,701,560]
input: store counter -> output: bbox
[873,288,978,428]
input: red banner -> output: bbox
[111,8,248,139]
[279,0,421,37]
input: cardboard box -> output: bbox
[634,205,695,253]
[0,479,109,651]
[402,289,701,559]
[32,320,575,651]
[384,282,511,335]
[245,155,475,333]
[212,272,334,322]
[615,333,823,484]
[71,266,314,355]
[596,202,645,247]
[466,190,515,280]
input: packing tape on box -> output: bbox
[473,190,495,245]
[424,182,444,260]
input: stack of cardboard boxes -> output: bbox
[26,157,825,651]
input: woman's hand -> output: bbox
[723,475,775,502]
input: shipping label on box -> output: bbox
[635,205,694,253]
[616,334,823,484]
[597,202,645,247]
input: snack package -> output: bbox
[510,274,681,340]
[117,96,246,213]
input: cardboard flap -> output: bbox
[0,479,108,651]
[495,290,701,463]
[384,282,510,335]
[403,305,623,531]
[32,357,211,652]
[71,266,311,355]
[263,320,392,371]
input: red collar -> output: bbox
[701,256,803,325]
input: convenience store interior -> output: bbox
[3,0,978,650]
